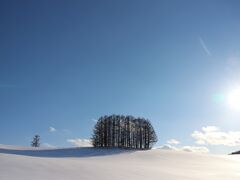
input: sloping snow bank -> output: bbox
[0,145,240,180]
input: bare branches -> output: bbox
[91,115,157,149]
[31,135,40,147]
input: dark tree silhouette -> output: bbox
[91,115,157,149]
[31,135,40,147]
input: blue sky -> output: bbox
[1,0,240,154]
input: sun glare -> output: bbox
[227,88,240,110]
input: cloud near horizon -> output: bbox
[167,139,180,145]
[192,126,240,147]
[42,143,56,148]
[67,139,92,147]
[157,144,209,153]
[157,144,178,151]
[181,146,209,153]
[49,127,56,132]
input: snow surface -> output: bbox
[0,144,240,180]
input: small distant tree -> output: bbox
[31,135,40,147]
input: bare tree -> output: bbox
[31,135,40,147]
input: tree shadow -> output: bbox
[0,147,137,158]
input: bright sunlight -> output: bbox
[227,88,240,110]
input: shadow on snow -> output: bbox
[0,147,137,158]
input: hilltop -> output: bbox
[0,144,240,180]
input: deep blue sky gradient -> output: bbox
[1,0,240,153]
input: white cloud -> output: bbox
[92,118,98,123]
[167,139,180,145]
[199,37,211,56]
[181,146,209,153]
[192,126,240,146]
[157,144,178,151]
[202,126,219,132]
[42,143,56,148]
[49,127,56,132]
[156,144,208,153]
[67,139,92,147]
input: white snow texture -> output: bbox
[0,144,240,180]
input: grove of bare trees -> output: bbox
[91,115,157,149]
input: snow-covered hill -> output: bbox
[0,144,239,180]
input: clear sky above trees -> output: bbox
[1,0,240,153]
